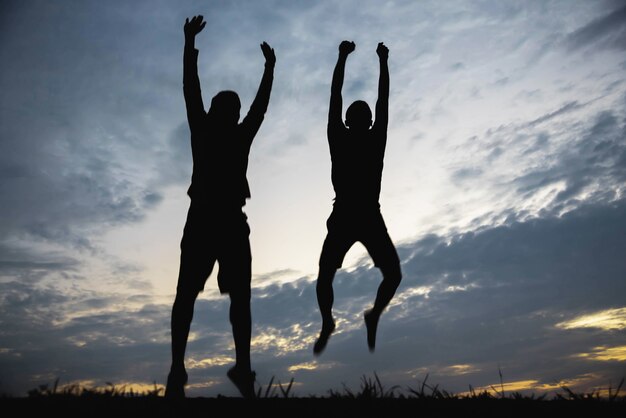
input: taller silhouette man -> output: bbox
[314,41,402,355]
[166,15,275,399]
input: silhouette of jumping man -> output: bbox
[314,41,402,355]
[166,15,275,399]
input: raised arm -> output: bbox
[329,41,355,130]
[183,15,207,131]
[374,42,389,131]
[241,42,275,139]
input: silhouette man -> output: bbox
[314,41,402,355]
[166,15,275,399]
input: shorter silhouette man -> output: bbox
[314,41,402,355]
[166,15,275,399]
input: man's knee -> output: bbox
[176,260,210,298]
[229,287,251,304]
[175,283,201,302]
[229,289,251,324]
[317,266,337,286]
[382,265,402,287]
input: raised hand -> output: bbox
[184,15,206,38]
[339,40,356,56]
[260,42,276,66]
[376,42,389,60]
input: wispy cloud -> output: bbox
[556,307,626,331]
[565,5,626,51]
[574,346,626,362]
[187,356,235,369]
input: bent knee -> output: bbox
[316,268,337,285]
[229,287,251,302]
[174,286,201,304]
[383,266,402,286]
[175,278,202,298]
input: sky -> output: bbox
[1,0,625,397]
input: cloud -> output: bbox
[187,356,234,369]
[450,62,465,71]
[451,167,483,183]
[253,268,302,287]
[525,100,588,128]
[323,198,626,392]
[0,242,78,274]
[556,308,626,331]
[517,109,626,208]
[573,346,626,362]
[0,1,193,257]
[460,373,604,396]
[3,196,626,396]
[446,88,626,234]
[150,122,193,188]
[565,5,626,51]
[0,281,171,394]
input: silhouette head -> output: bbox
[208,90,241,126]
[345,100,372,131]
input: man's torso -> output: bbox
[328,124,386,208]
[187,117,254,206]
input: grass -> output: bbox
[4,373,625,417]
[26,378,163,398]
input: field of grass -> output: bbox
[2,374,624,417]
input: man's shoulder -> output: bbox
[328,123,349,143]
[328,120,347,133]
[370,123,387,137]
[189,114,208,133]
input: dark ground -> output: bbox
[2,397,625,417]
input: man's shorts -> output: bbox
[319,206,400,275]
[176,201,251,295]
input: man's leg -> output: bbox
[226,287,255,398]
[314,264,338,355]
[221,215,255,398]
[314,213,353,355]
[166,207,214,399]
[230,290,251,371]
[364,264,401,350]
[166,284,200,398]
[362,214,402,351]
[171,287,201,368]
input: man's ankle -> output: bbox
[170,362,186,372]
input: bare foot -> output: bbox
[313,320,336,356]
[364,309,380,352]
[165,366,188,399]
[227,366,256,399]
